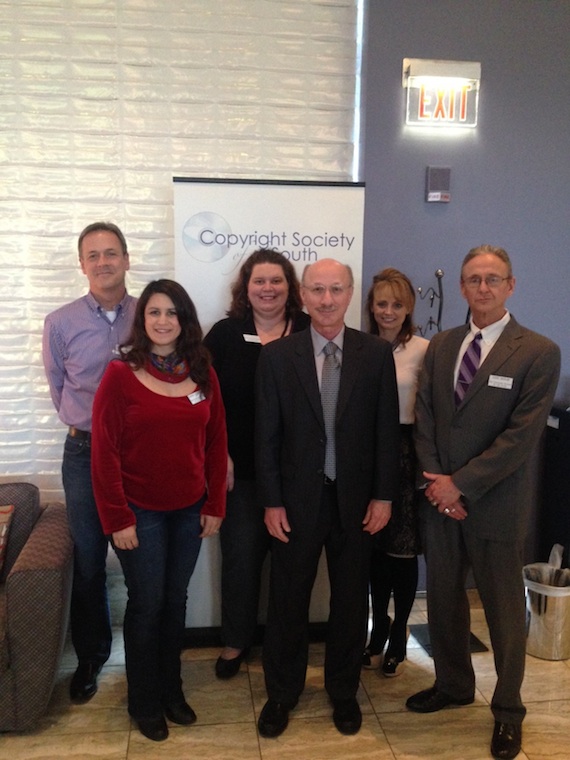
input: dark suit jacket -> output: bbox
[414,316,560,541]
[255,326,400,533]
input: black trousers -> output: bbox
[262,484,371,704]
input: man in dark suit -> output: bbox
[406,245,560,760]
[255,258,400,738]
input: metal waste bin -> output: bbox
[524,564,570,660]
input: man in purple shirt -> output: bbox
[43,222,137,702]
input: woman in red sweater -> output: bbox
[92,279,227,742]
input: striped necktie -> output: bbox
[321,341,340,480]
[454,332,482,407]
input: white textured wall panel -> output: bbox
[0,0,360,498]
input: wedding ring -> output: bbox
[444,507,450,514]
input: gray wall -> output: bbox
[362,0,569,400]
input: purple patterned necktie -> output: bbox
[454,332,482,407]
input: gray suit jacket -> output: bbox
[414,316,560,541]
[255,327,400,533]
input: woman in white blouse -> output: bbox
[363,268,429,676]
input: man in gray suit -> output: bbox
[406,245,560,760]
[255,258,400,738]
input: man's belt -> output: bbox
[68,426,91,441]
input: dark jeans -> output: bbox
[114,499,204,719]
[62,434,112,666]
[219,479,271,649]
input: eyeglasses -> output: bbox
[462,275,511,290]
[302,284,351,297]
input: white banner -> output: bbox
[174,178,365,334]
[173,178,365,629]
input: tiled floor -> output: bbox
[3,575,570,759]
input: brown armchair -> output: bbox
[0,482,74,731]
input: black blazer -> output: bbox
[255,326,400,533]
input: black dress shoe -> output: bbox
[258,699,296,738]
[164,700,197,725]
[69,662,103,702]
[332,697,362,735]
[406,685,474,713]
[215,648,249,679]
[135,715,169,742]
[491,721,522,759]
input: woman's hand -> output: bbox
[112,525,138,550]
[200,514,222,538]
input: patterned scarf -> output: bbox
[146,352,190,384]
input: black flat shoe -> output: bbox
[406,685,474,713]
[215,647,249,679]
[382,655,405,677]
[332,697,362,735]
[491,721,522,759]
[135,715,169,741]
[69,662,103,702]
[164,700,197,725]
[362,648,383,669]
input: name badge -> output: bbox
[488,374,513,390]
[243,334,261,343]
[188,390,206,405]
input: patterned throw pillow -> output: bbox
[0,505,15,573]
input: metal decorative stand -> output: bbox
[417,269,444,336]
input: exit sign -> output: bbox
[403,59,481,129]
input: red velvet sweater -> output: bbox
[92,360,227,535]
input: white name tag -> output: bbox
[188,390,206,404]
[243,333,261,343]
[488,374,513,390]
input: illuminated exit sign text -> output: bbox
[403,60,481,129]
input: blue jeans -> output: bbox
[114,499,204,718]
[62,434,112,666]
[219,479,271,649]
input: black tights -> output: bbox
[368,551,418,660]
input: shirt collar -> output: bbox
[310,324,345,355]
[469,310,511,345]
[86,289,130,314]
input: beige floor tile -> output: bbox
[181,645,222,662]
[127,722,261,759]
[361,629,438,714]
[0,731,129,760]
[7,587,569,760]
[522,698,570,760]
[181,659,256,725]
[379,705,528,760]
[521,654,570,705]
[31,665,129,738]
[474,650,570,707]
